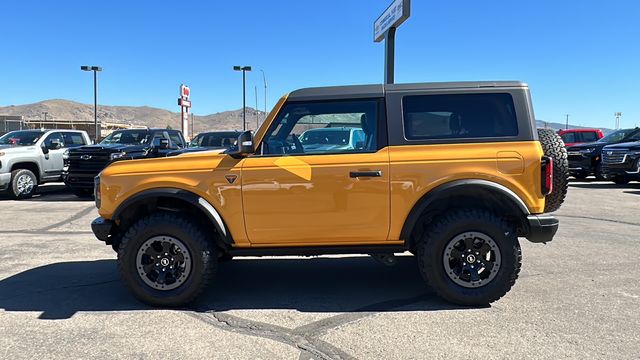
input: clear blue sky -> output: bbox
[1,0,639,128]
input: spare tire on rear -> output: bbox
[537,128,568,212]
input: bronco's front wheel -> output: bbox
[417,209,521,306]
[117,212,216,307]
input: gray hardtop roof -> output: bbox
[288,81,528,101]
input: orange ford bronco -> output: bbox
[91,81,568,307]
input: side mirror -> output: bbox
[158,138,170,150]
[41,144,49,154]
[230,131,254,158]
[49,139,62,150]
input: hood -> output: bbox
[566,142,606,151]
[70,143,150,153]
[0,145,39,154]
[166,147,224,157]
[603,141,640,150]
[101,148,231,177]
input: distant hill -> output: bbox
[0,99,615,135]
[0,99,266,133]
[536,120,614,134]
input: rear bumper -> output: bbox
[91,217,115,244]
[525,214,559,243]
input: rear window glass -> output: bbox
[580,132,599,142]
[561,133,576,143]
[402,93,518,140]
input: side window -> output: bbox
[44,132,64,148]
[561,132,576,144]
[402,93,518,140]
[581,132,599,143]
[260,100,379,156]
[62,132,86,147]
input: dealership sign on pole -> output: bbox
[374,0,410,84]
[179,84,191,139]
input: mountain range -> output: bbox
[0,99,266,133]
[0,99,612,134]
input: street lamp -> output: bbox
[614,112,622,129]
[233,65,251,131]
[260,69,267,118]
[80,65,102,141]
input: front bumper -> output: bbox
[525,214,559,243]
[92,217,116,244]
[0,172,11,191]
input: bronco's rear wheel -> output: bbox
[537,128,568,212]
[417,209,521,306]
[117,212,216,307]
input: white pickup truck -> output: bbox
[0,129,91,199]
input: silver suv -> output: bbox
[0,129,91,199]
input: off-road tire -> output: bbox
[117,212,216,307]
[416,209,521,306]
[9,169,38,199]
[537,128,568,212]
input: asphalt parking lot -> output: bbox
[0,181,639,359]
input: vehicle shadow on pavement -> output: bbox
[0,183,92,202]
[568,182,640,190]
[0,256,465,320]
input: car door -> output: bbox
[241,99,390,245]
[41,132,66,179]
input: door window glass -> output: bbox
[62,132,86,147]
[580,132,599,142]
[44,132,64,148]
[260,100,379,155]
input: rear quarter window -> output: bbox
[402,93,518,140]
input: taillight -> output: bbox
[541,156,553,196]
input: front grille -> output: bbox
[68,149,112,176]
[568,154,584,162]
[602,150,627,164]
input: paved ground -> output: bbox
[0,181,639,359]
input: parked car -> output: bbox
[299,127,366,153]
[189,131,241,149]
[566,127,640,179]
[0,129,91,199]
[558,128,604,147]
[601,140,640,184]
[64,128,186,197]
[91,81,567,308]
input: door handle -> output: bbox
[349,170,382,178]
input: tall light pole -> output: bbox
[233,65,251,131]
[260,69,267,119]
[254,85,259,129]
[80,65,102,141]
[614,112,622,129]
[565,114,570,130]
[42,112,48,122]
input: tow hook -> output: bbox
[370,253,398,266]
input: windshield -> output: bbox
[0,130,45,146]
[598,129,639,143]
[101,130,152,145]
[300,129,351,145]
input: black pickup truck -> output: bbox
[63,128,186,197]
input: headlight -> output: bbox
[63,149,70,160]
[94,175,101,208]
[579,147,595,153]
[0,151,5,157]
[110,151,126,160]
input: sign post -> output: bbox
[374,0,411,84]
[179,84,191,140]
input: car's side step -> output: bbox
[228,245,407,257]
